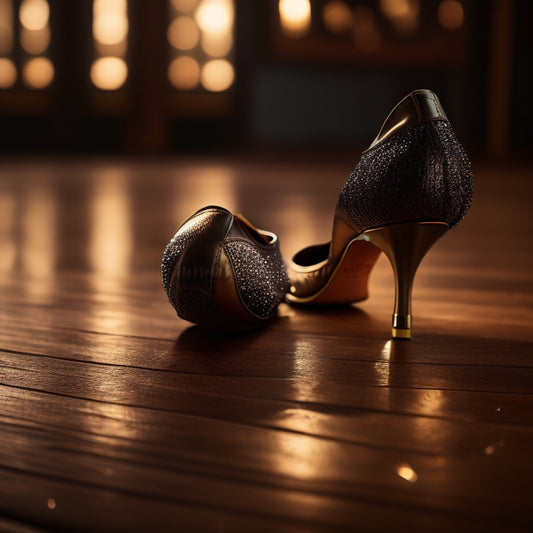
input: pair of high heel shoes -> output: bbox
[162,90,473,339]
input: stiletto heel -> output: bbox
[286,89,473,338]
[363,222,449,339]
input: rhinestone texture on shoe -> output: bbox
[224,240,289,318]
[338,120,473,232]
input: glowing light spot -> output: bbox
[19,0,49,31]
[195,0,233,36]
[484,444,496,455]
[438,0,464,30]
[0,58,17,88]
[380,0,409,18]
[484,440,505,456]
[47,498,56,510]
[22,56,54,88]
[168,16,200,50]
[92,0,128,45]
[20,26,50,54]
[279,0,311,37]
[201,58,234,92]
[322,1,353,34]
[201,31,232,57]
[396,463,418,483]
[379,0,420,34]
[90,56,128,90]
[168,56,200,90]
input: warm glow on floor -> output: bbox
[438,0,464,30]
[90,171,132,276]
[279,0,311,37]
[90,56,128,90]
[396,463,418,483]
[19,0,49,31]
[21,181,57,279]
[0,189,16,273]
[168,56,200,90]
[0,57,17,88]
[22,56,54,88]
[201,58,234,92]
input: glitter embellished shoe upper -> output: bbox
[162,206,288,330]
[286,89,473,338]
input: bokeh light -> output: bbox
[322,1,353,34]
[379,0,420,34]
[90,56,128,90]
[93,0,129,45]
[22,56,54,88]
[438,0,464,30]
[201,58,234,92]
[168,56,201,90]
[195,0,233,36]
[19,0,49,31]
[168,16,200,50]
[279,0,311,37]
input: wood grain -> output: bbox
[1,156,532,532]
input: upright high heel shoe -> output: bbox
[162,206,288,330]
[286,89,473,339]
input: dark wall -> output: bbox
[0,0,529,155]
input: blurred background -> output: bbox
[0,0,530,158]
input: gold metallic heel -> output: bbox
[363,222,449,339]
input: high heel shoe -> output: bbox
[162,206,288,330]
[286,89,473,339]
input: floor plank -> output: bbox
[1,155,532,532]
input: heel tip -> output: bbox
[392,328,411,339]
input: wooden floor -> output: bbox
[1,153,532,532]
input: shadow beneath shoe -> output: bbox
[174,313,289,359]
[280,302,381,338]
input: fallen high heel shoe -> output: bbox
[162,206,288,330]
[286,89,473,339]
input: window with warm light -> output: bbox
[168,0,235,92]
[270,0,467,66]
[91,0,129,90]
[0,0,54,90]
